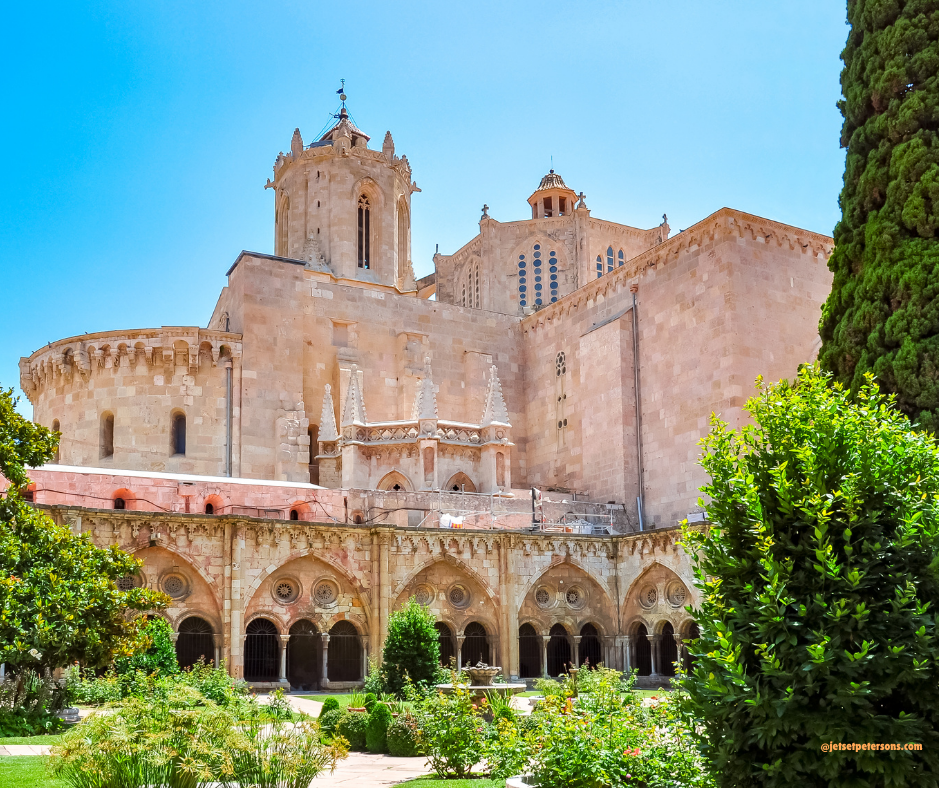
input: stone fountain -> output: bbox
[436,661,526,709]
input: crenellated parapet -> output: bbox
[19,327,243,402]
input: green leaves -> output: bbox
[380,597,441,695]
[681,365,939,786]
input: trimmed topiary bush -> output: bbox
[386,712,422,757]
[364,692,377,713]
[682,366,939,786]
[382,598,440,695]
[318,707,343,736]
[336,710,368,751]
[366,702,393,753]
[319,696,340,717]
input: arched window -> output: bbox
[244,619,279,681]
[328,621,362,682]
[548,250,558,303]
[532,244,543,307]
[287,620,321,691]
[357,194,371,269]
[100,413,114,459]
[633,623,651,676]
[618,249,625,267]
[289,509,299,520]
[546,623,571,677]
[204,503,214,515]
[176,616,215,670]
[578,623,602,669]
[517,253,527,309]
[518,623,541,678]
[474,264,480,308]
[308,425,319,485]
[596,255,603,279]
[436,622,455,667]
[607,246,614,273]
[113,497,126,510]
[556,352,568,445]
[660,621,678,677]
[52,419,60,463]
[171,413,186,456]
[461,622,489,667]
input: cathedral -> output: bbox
[15,99,834,687]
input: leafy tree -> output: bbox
[682,366,939,787]
[365,701,392,753]
[0,387,166,670]
[114,616,178,677]
[819,2,939,433]
[381,598,440,695]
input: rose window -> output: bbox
[535,587,551,608]
[116,576,137,592]
[414,585,433,606]
[641,586,657,608]
[448,585,469,608]
[565,586,585,609]
[668,584,687,607]
[274,579,298,603]
[314,581,338,606]
[161,574,186,599]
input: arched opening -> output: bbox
[52,420,60,463]
[100,412,114,459]
[578,623,602,669]
[244,618,279,681]
[176,616,215,670]
[618,249,625,267]
[683,622,700,674]
[461,621,489,667]
[518,623,541,678]
[287,619,321,691]
[660,621,678,677]
[445,473,477,493]
[633,624,651,676]
[351,510,365,525]
[308,425,319,485]
[606,246,614,273]
[290,509,299,520]
[171,412,186,456]
[113,497,126,510]
[328,621,362,682]
[546,623,571,677]
[378,471,412,492]
[397,199,409,285]
[436,622,455,668]
[357,194,371,269]
[204,503,214,515]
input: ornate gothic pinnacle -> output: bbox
[341,365,368,426]
[481,364,510,426]
[413,357,438,420]
[319,384,338,441]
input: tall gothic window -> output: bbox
[532,244,543,306]
[596,255,603,278]
[518,253,527,308]
[556,352,568,447]
[549,250,558,303]
[607,246,614,273]
[618,249,625,267]
[357,194,371,269]
[172,412,186,456]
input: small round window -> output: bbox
[667,583,687,607]
[565,586,585,609]
[414,585,434,606]
[639,585,657,609]
[448,585,470,609]
[314,581,338,606]
[272,578,299,604]
[534,586,553,609]
[161,573,188,600]
[116,575,138,592]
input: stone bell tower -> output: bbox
[265,90,420,291]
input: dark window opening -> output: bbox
[546,623,571,677]
[308,424,319,485]
[204,503,214,515]
[436,622,455,667]
[543,196,553,217]
[461,621,489,666]
[290,509,299,520]
[101,413,114,458]
[176,616,215,670]
[288,620,321,691]
[634,624,651,676]
[357,195,371,269]
[244,619,279,681]
[661,622,678,677]
[519,623,541,678]
[172,413,186,456]
[578,623,602,669]
[559,197,566,215]
[392,483,402,491]
[114,497,126,510]
[328,621,362,682]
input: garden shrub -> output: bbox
[114,616,178,677]
[381,598,440,694]
[483,717,531,780]
[386,712,422,757]
[363,692,377,713]
[319,696,340,717]
[0,669,65,736]
[365,701,393,753]
[336,710,368,750]
[415,683,484,778]
[363,656,385,695]
[319,708,344,736]
[683,367,939,786]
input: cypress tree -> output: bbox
[819,1,939,433]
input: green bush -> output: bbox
[336,710,368,751]
[415,683,484,778]
[319,696,340,717]
[319,707,344,736]
[682,367,939,786]
[114,616,178,677]
[386,712,422,757]
[381,598,440,695]
[363,692,377,713]
[363,656,385,695]
[365,702,393,753]
[0,669,65,736]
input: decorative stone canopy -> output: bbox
[535,169,569,191]
[527,169,578,219]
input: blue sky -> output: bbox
[1,1,846,414]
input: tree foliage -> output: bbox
[819,1,939,433]
[381,598,440,695]
[682,366,939,787]
[0,387,166,670]
[114,616,179,677]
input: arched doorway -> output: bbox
[176,616,215,670]
[633,624,651,676]
[683,622,700,674]
[327,621,362,682]
[518,623,541,678]
[244,619,279,681]
[461,622,489,667]
[287,620,321,691]
[578,623,602,669]
[436,622,455,668]
[546,624,571,677]
[660,622,678,677]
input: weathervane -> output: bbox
[335,79,348,116]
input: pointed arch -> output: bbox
[620,561,692,614]
[391,553,499,603]
[444,472,477,493]
[377,470,414,492]
[127,544,224,611]
[519,557,617,613]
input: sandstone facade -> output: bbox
[16,99,833,685]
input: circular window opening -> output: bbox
[565,586,585,609]
[414,585,434,606]
[448,585,469,608]
[667,583,687,607]
[313,581,338,606]
[639,585,657,609]
[534,586,552,609]
[162,573,187,599]
[273,578,299,604]
[116,575,138,592]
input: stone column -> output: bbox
[212,635,222,669]
[674,633,684,674]
[360,636,369,682]
[320,633,331,689]
[541,635,550,678]
[370,531,381,661]
[230,524,246,679]
[279,635,289,684]
[573,636,582,668]
[456,635,465,671]
[623,636,632,674]
[379,532,391,647]
[648,634,659,677]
